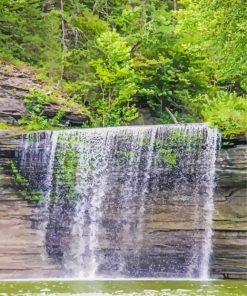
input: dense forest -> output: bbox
[0,0,246,138]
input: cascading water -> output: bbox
[15,124,218,279]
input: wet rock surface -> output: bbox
[0,162,63,279]
[0,130,246,279]
[12,126,217,278]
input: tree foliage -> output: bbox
[176,0,247,93]
[0,0,246,137]
[201,91,247,138]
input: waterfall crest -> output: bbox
[15,124,218,279]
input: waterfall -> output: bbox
[199,128,218,279]
[15,124,218,279]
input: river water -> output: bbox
[0,280,246,295]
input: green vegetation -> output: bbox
[158,148,177,167]
[62,150,79,197]
[202,92,247,138]
[54,149,79,202]
[0,122,9,129]
[114,130,203,169]
[19,87,85,131]
[8,160,42,202]
[116,150,136,159]
[154,130,205,168]
[0,0,246,138]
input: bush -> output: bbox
[19,115,51,131]
[20,88,62,130]
[24,88,60,110]
[201,91,247,138]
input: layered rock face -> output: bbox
[0,131,246,279]
[212,144,247,278]
[0,60,88,126]
[12,126,218,279]
[0,131,63,279]
[0,168,63,279]
[130,144,247,279]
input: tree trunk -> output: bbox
[165,107,178,124]
[60,0,66,53]
[173,0,177,11]
[58,0,66,86]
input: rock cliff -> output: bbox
[0,131,63,278]
[0,131,246,279]
[0,59,88,126]
[213,144,247,278]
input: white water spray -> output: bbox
[16,124,218,279]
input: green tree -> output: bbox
[176,0,247,93]
[89,30,138,126]
[0,0,246,137]
[0,0,44,63]
[43,11,63,82]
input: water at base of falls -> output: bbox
[15,124,218,279]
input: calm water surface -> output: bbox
[0,280,246,296]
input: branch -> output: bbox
[165,107,178,124]
[130,41,141,54]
